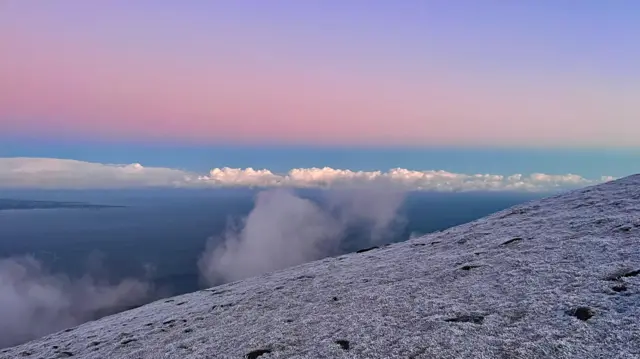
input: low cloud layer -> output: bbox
[199,187,406,285]
[0,256,154,349]
[0,157,192,189]
[0,157,614,192]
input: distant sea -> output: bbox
[0,188,544,296]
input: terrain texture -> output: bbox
[2,175,639,358]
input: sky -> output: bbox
[1,1,639,187]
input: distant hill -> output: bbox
[0,198,124,211]
[2,176,639,358]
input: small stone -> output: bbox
[568,307,595,321]
[246,348,271,359]
[445,313,485,324]
[461,265,481,271]
[356,246,379,253]
[501,237,523,245]
[612,284,628,292]
[120,338,138,345]
[335,340,350,350]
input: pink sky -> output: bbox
[1,1,638,147]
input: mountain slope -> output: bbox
[3,176,640,359]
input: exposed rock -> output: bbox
[335,340,350,350]
[460,264,482,271]
[445,313,485,324]
[611,284,628,293]
[355,246,379,253]
[245,348,271,359]
[501,237,523,245]
[567,307,595,321]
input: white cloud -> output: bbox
[0,157,196,189]
[0,157,614,192]
[0,255,152,348]
[198,186,407,285]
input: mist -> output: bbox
[0,186,407,347]
[198,186,407,286]
[0,255,154,349]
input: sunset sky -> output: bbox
[1,1,639,182]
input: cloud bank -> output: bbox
[0,157,614,192]
[0,256,154,349]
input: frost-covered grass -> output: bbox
[2,175,639,358]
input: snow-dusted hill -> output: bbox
[3,175,639,359]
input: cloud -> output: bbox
[0,255,154,349]
[198,189,343,284]
[198,186,406,285]
[0,157,194,189]
[0,157,614,192]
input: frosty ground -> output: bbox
[2,175,639,358]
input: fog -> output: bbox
[0,186,407,348]
[0,255,154,349]
[198,187,406,285]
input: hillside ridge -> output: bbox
[3,175,639,358]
